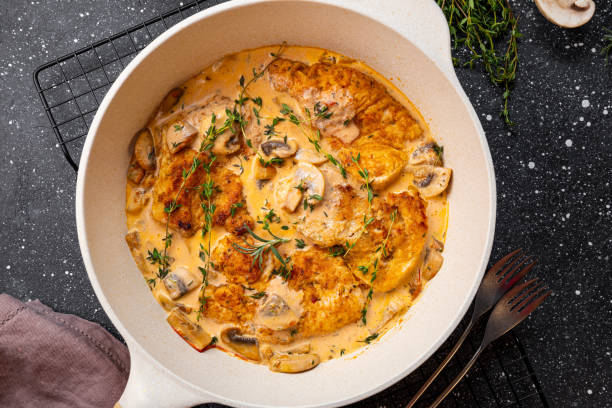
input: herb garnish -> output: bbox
[258,154,284,168]
[341,153,374,258]
[360,209,397,325]
[230,202,243,217]
[232,225,290,270]
[303,193,322,211]
[437,0,521,124]
[362,333,379,344]
[313,102,332,119]
[264,116,285,137]
[602,28,612,64]
[235,43,287,147]
[295,238,306,249]
[279,104,347,178]
[249,291,267,299]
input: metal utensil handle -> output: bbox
[406,318,475,407]
[429,344,486,408]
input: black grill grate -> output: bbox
[33,1,549,407]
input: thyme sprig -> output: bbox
[149,155,202,283]
[236,42,287,147]
[602,28,612,65]
[279,103,348,177]
[360,209,398,325]
[196,161,216,320]
[232,225,290,271]
[342,153,374,258]
[437,0,521,125]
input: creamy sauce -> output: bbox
[125,45,450,370]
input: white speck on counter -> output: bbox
[581,99,590,108]
[587,389,593,395]
[6,265,10,270]
[604,109,609,115]
[565,139,573,147]
[575,290,581,295]
[486,114,492,121]
[528,161,535,169]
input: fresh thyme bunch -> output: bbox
[437,0,521,125]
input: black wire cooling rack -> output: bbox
[33,1,549,407]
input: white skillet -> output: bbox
[76,0,496,407]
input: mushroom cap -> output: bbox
[260,138,298,159]
[133,128,155,171]
[535,0,595,28]
[293,162,325,198]
[268,353,320,373]
[221,327,261,361]
[409,165,452,198]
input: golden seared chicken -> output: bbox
[211,234,265,284]
[268,58,422,149]
[125,45,451,372]
[346,190,428,292]
[209,166,253,235]
[288,248,367,337]
[295,179,368,247]
[151,149,209,236]
[202,283,258,324]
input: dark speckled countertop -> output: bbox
[0,0,610,406]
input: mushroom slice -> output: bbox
[431,238,444,252]
[163,267,198,300]
[126,188,149,213]
[133,129,155,171]
[295,148,327,165]
[125,229,149,276]
[221,327,261,361]
[294,162,325,202]
[166,308,212,352]
[212,129,241,156]
[409,142,442,166]
[160,87,184,113]
[274,177,302,213]
[167,120,198,154]
[127,163,145,184]
[252,157,277,181]
[260,138,298,159]
[534,0,595,28]
[257,294,299,330]
[422,247,444,280]
[275,163,325,213]
[268,353,320,373]
[156,292,193,313]
[409,165,451,198]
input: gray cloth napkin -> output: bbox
[0,294,129,408]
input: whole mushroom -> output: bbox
[534,0,595,28]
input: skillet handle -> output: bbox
[327,0,458,84]
[116,342,215,408]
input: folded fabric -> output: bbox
[0,294,129,408]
